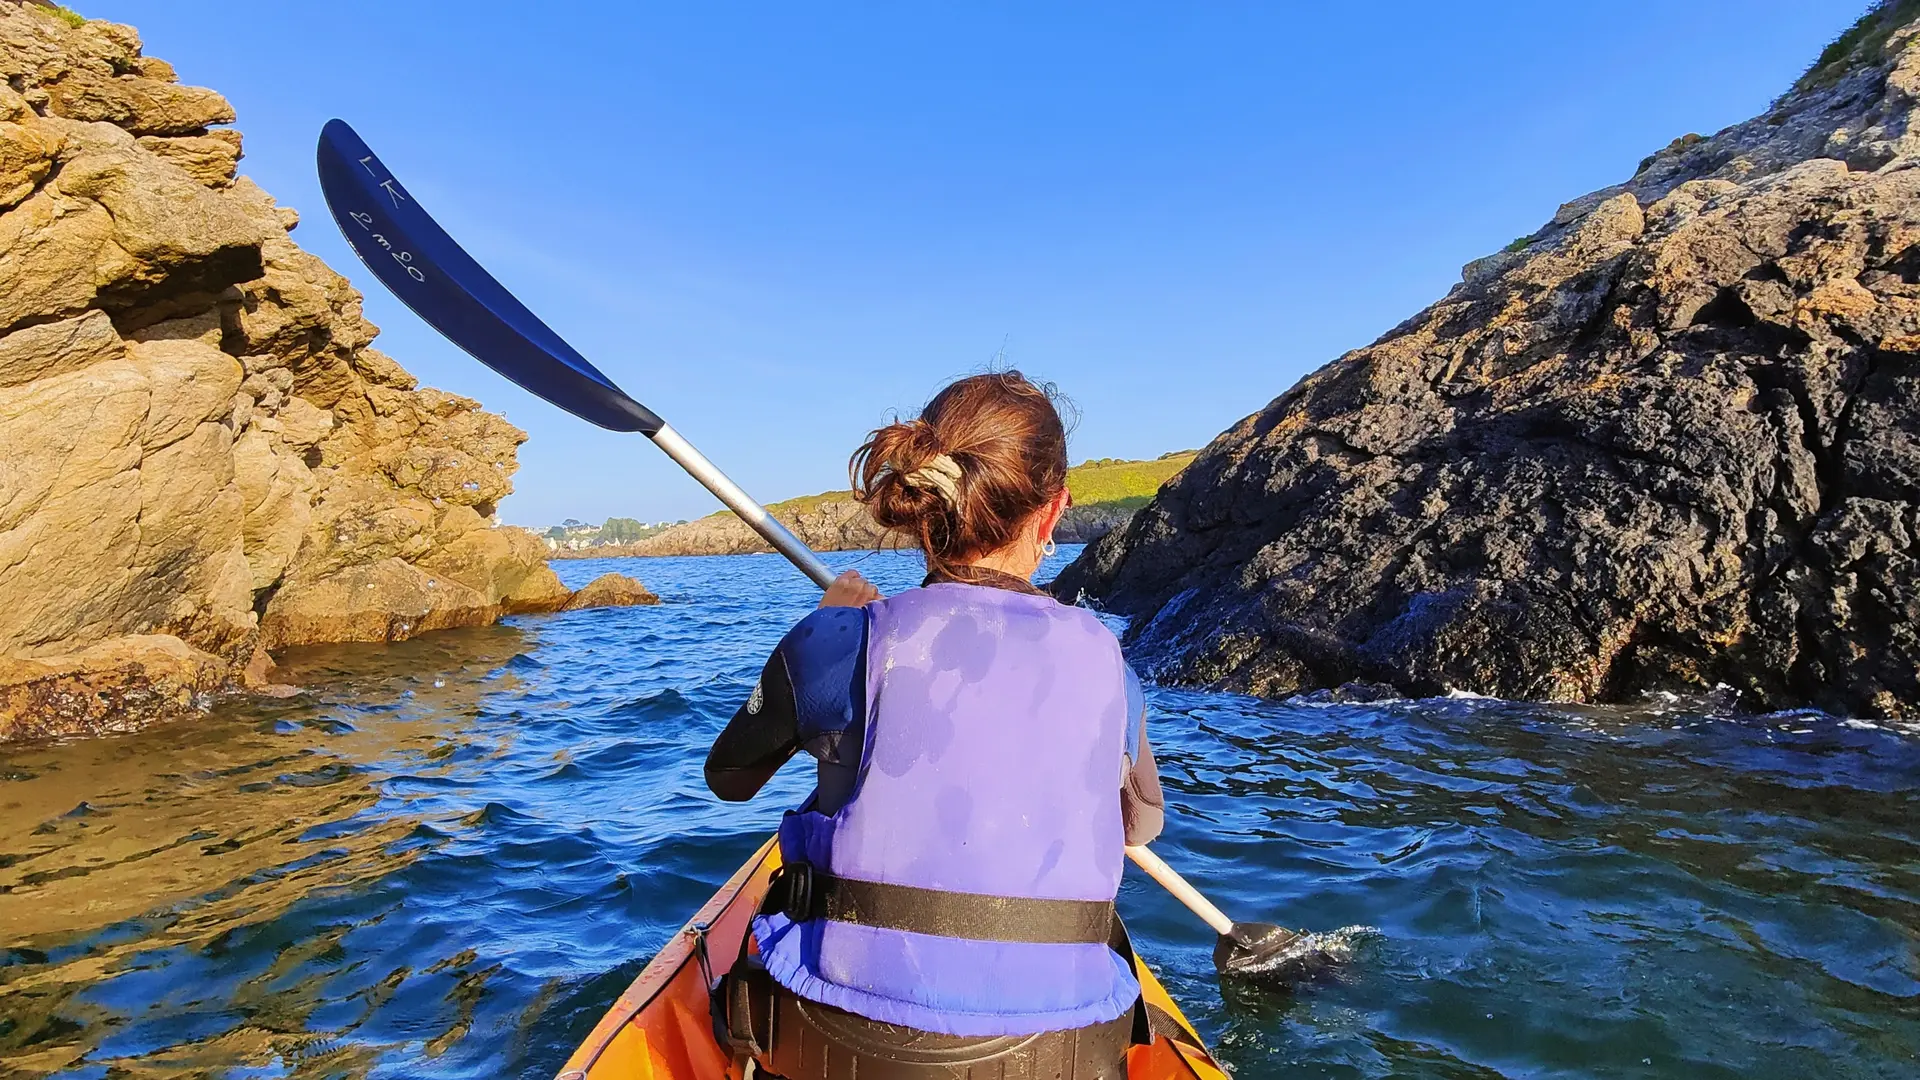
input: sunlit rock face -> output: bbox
[0,2,646,739]
[1055,2,1920,720]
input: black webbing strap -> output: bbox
[762,862,1115,945]
[1106,914,1154,1048]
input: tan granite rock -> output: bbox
[258,557,499,649]
[0,2,656,740]
[0,309,122,388]
[0,634,229,742]
[136,131,241,187]
[0,106,59,209]
[561,573,662,611]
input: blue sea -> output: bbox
[1,548,1915,1078]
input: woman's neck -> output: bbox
[925,562,1047,596]
[964,546,1039,582]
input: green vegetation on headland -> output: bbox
[718,489,854,522]
[1794,0,1920,93]
[25,3,89,29]
[1064,451,1195,510]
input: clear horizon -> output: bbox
[85,0,1871,526]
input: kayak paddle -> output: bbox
[315,118,1313,983]
[1124,845,1310,979]
[313,119,834,592]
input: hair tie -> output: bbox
[901,453,963,509]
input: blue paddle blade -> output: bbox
[315,119,662,434]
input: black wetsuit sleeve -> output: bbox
[705,606,867,803]
[704,648,800,802]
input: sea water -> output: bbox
[1,548,1915,1078]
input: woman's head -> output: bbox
[852,372,1071,579]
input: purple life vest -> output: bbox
[752,582,1140,1036]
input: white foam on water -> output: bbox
[1232,924,1382,979]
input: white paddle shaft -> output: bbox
[1126,845,1234,935]
[650,423,838,589]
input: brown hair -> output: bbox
[852,371,1070,580]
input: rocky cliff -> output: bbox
[1055,1,1920,720]
[0,1,652,740]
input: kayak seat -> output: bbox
[759,982,1131,1080]
[718,949,1131,1080]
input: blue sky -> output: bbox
[89,1,1870,526]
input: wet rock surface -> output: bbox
[0,2,648,739]
[1055,2,1920,720]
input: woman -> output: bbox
[705,372,1165,1080]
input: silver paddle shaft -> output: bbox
[649,423,838,589]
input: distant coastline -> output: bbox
[549,453,1193,560]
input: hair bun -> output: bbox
[850,372,1070,576]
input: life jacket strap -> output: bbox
[763,861,1115,946]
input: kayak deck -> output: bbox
[556,839,1227,1080]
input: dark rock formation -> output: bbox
[1054,2,1920,720]
[1053,502,1140,545]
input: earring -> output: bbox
[1042,538,1058,557]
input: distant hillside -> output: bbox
[555,452,1197,559]
[1063,452,1195,512]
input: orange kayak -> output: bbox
[555,838,1228,1080]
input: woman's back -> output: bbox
[757,580,1140,1033]
[845,581,1129,899]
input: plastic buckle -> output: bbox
[769,861,813,922]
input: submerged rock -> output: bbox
[0,4,651,740]
[561,573,662,611]
[1055,2,1920,720]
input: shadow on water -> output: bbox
[1,549,1917,1079]
[0,627,547,1077]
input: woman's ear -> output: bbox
[1037,486,1071,543]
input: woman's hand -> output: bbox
[819,570,881,608]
